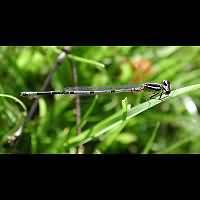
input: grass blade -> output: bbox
[142,122,160,154]
[67,54,105,69]
[66,84,200,148]
[159,134,200,153]
[0,94,27,116]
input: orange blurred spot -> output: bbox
[130,58,153,83]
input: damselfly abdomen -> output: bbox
[20,80,171,100]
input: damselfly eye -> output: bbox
[163,80,169,86]
[162,80,171,94]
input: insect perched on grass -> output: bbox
[20,80,171,100]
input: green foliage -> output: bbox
[1,46,200,154]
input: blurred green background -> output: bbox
[1,46,200,154]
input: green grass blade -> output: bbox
[67,54,105,69]
[0,94,28,145]
[98,98,130,151]
[80,95,99,128]
[66,84,200,148]
[0,94,27,116]
[142,122,160,154]
[159,134,200,154]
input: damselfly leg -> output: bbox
[149,91,161,99]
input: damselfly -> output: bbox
[20,80,171,100]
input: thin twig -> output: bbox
[6,47,72,148]
[27,48,70,120]
[67,57,83,154]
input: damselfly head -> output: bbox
[162,80,171,94]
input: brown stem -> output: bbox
[7,47,72,148]
[27,48,70,120]
[68,58,83,154]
